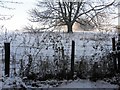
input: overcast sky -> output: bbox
[0,0,36,31]
[0,0,118,32]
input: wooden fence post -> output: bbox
[71,40,75,79]
[112,37,117,71]
[4,43,10,77]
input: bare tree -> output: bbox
[28,0,116,33]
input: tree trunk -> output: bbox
[67,24,73,33]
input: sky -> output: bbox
[0,0,36,31]
[0,0,118,32]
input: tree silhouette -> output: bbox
[29,0,116,33]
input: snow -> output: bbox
[0,31,117,62]
[58,79,119,89]
[2,76,27,89]
[6,31,117,62]
[0,31,119,89]
[1,78,119,89]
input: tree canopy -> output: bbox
[29,0,116,33]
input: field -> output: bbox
[0,31,119,89]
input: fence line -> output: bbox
[2,32,119,79]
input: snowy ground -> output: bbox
[58,79,119,89]
[0,78,119,89]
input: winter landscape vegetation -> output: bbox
[0,0,120,89]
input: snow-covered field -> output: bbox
[0,31,117,76]
[0,31,117,60]
[0,31,119,89]
[0,78,119,89]
[58,79,118,88]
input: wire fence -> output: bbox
[0,31,118,78]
